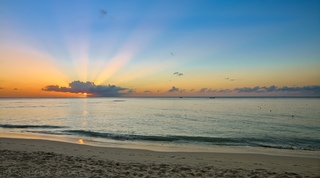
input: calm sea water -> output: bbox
[0,98,319,150]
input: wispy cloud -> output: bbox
[100,9,107,18]
[0,87,4,90]
[173,72,183,76]
[168,86,179,92]
[144,90,151,93]
[42,81,128,97]
[225,77,237,81]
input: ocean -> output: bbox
[0,97,319,151]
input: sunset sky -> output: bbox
[0,0,319,97]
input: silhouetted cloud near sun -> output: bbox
[42,81,128,97]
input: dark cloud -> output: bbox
[13,88,18,90]
[144,90,151,93]
[42,81,128,97]
[168,86,179,92]
[127,89,136,94]
[199,88,217,93]
[261,85,277,92]
[207,88,216,93]
[234,86,260,93]
[0,87,4,90]
[217,89,232,93]
[180,89,186,93]
[173,72,183,76]
[100,9,107,18]
[234,85,320,94]
[190,89,194,92]
[278,85,320,93]
[199,88,207,92]
[195,85,320,95]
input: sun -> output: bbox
[84,92,87,96]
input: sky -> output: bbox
[0,0,319,97]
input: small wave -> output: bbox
[113,100,125,102]
[61,130,320,151]
[0,124,68,129]
[63,130,241,143]
[27,130,72,135]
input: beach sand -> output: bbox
[0,137,319,177]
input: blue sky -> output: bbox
[0,0,319,97]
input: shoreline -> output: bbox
[1,131,319,157]
[1,137,319,177]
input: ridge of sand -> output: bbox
[1,137,319,177]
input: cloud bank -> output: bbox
[199,85,320,95]
[42,81,128,97]
[234,85,320,93]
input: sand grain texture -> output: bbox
[0,137,319,177]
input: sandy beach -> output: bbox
[0,137,319,177]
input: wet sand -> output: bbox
[0,137,319,177]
